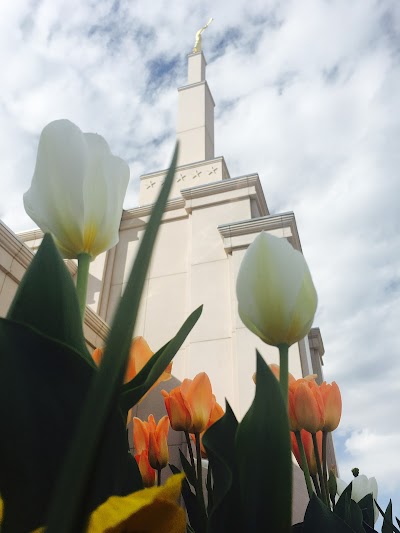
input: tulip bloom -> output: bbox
[24,119,129,260]
[236,231,318,347]
[92,336,172,386]
[319,381,342,432]
[291,430,322,477]
[162,373,213,433]
[133,415,170,471]
[291,379,324,433]
[191,396,224,457]
[135,450,156,488]
[336,475,378,523]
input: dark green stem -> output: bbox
[322,431,329,508]
[157,468,161,486]
[278,343,289,408]
[185,431,195,471]
[76,253,91,321]
[294,431,314,499]
[312,433,327,504]
[311,474,321,498]
[195,432,207,518]
[206,462,213,512]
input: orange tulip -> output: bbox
[162,372,213,433]
[291,379,324,433]
[133,415,170,471]
[291,430,323,476]
[92,336,172,386]
[148,415,170,470]
[191,396,225,457]
[135,450,156,487]
[319,381,342,431]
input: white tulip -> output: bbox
[24,119,129,259]
[236,231,318,347]
[336,475,379,523]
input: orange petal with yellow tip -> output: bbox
[293,381,324,433]
[320,381,342,431]
[183,372,213,433]
[133,417,150,455]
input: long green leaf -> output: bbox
[45,144,179,533]
[119,305,203,416]
[202,401,242,533]
[303,495,355,533]
[7,233,93,366]
[0,320,138,532]
[235,351,292,532]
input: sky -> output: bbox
[1,0,399,523]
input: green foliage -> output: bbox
[302,495,355,532]
[235,351,292,532]
[202,402,241,533]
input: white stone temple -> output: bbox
[0,48,332,523]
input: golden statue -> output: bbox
[193,18,213,53]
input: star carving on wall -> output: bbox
[146,180,156,189]
[192,170,202,180]
[208,166,218,175]
[177,173,186,183]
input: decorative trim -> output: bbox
[217,212,302,252]
[177,80,215,107]
[122,197,185,222]
[140,156,229,182]
[0,221,35,271]
[85,307,109,343]
[17,228,44,242]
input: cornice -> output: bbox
[122,197,185,222]
[0,221,34,270]
[217,212,302,253]
[140,156,229,182]
[177,80,215,107]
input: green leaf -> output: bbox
[335,483,352,521]
[170,463,205,533]
[202,401,242,533]
[119,305,203,416]
[303,494,356,533]
[235,351,292,532]
[358,493,374,528]
[7,233,93,366]
[0,320,139,533]
[380,500,400,533]
[45,144,179,533]
[179,449,197,489]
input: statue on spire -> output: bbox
[192,17,213,54]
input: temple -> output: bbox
[0,48,332,523]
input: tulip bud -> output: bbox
[24,119,129,260]
[236,232,318,347]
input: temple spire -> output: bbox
[176,49,215,166]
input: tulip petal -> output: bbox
[133,418,150,454]
[184,372,213,433]
[24,120,87,258]
[236,231,318,346]
[87,473,185,532]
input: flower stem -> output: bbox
[195,432,206,516]
[294,430,314,499]
[185,432,195,471]
[322,431,329,507]
[311,474,321,498]
[157,469,161,486]
[278,343,289,408]
[312,433,327,504]
[76,253,91,321]
[206,462,213,512]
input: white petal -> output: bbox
[24,119,88,257]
